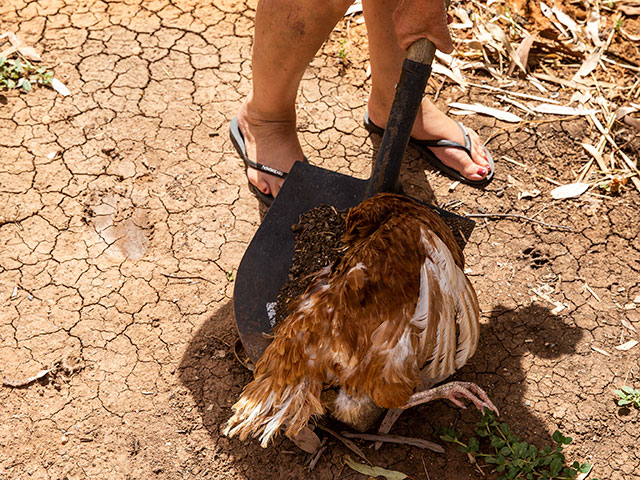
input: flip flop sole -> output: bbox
[363,112,495,187]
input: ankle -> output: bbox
[243,95,297,126]
[366,91,394,127]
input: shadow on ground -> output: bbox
[178,296,584,478]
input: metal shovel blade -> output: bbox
[233,161,474,363]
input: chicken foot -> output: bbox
[403,381,498,413]
[374,381,498,450]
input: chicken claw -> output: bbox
[403,381,499,415]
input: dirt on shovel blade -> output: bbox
[274,205,347,325]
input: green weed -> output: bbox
[0,56,53,92]
[438,410,597,480]
[614,385,640,408]
[338,39,349,62]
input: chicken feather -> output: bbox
[224,193,481,446]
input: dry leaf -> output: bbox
[586,8,602,47]
[533,104,599,116]
[570,90,592,105]
[618,4,640,15]
[508,32,537,76]
[344,0,362,16]
[622,319,637,333]
[291,426,322,454]
[550,182,589,200]
[344,456,408,480]
[449,109,476,116]
[540,1,569,37]
[432,63,468,89]
[17,45,41,61]
[551,6,581,41]
[591,346,610,356]
[51,78,70,96]
[615,340,638,351]
[485,23,528,74]
[0,46,17,58]
[623,115,640,130]
[448,102,523,122]
[519,189,541,200]
[572,49,602,81]
[451,6,473,29]
[581,143,605,168]
[2,368,53,388]
[616,105,639,119]
[620,27,640,41]
[498,95,536,115]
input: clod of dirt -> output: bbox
[274,205,347,325]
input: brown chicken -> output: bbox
[224,193,496,447]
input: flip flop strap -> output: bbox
[413,122,472,157]
[244,157,287,179]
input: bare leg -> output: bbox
[375,381,498,449]
[362,0,492,182]
[238,0,353,198]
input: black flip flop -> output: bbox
[229,117,306,207]
[363,112,495,187]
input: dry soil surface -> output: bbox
[1,1,639,479]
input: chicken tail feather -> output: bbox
[223,370,323,447]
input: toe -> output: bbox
[466,129,491,169]
[442,147,490,181]
[246,167,277,197]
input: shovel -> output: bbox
[233,38,475,364]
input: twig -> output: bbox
[588,112,640,192]
[316,425,369,463]
[422,456,432,480]
[579,112,616,182]
[497,95,536,115]
[583,283,601,302]
[601,56,640,73]
[466,82,562,104]
[465,213,572,231]
[340,432,445,453]
[161,272,216,285]
[233,339,254,372]
[308,439,327,471]
[537,175,562,186]
[501,155,528,168]
[484,115,585,144]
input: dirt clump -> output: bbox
[274,205,347,324]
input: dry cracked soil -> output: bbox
[1,1,639,479]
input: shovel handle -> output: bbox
[364,37,437,197]
[406,38,437,65]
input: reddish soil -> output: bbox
[1,1,639,480]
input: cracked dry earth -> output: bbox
[1,1,639,479]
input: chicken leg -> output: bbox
[375,381,498,449]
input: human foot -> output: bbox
[235,102,305,201]
[366,98,493,184]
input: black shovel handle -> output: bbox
[365,38,437,197]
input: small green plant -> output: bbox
[438,410,596,480]
[337,39,349,62]
[0,56,53,92]
[615,16,624,31]
[614,385,640,408]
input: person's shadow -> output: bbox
[178,299,583,478]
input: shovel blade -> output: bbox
[233,161,475,364]
[233,162,368,362]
